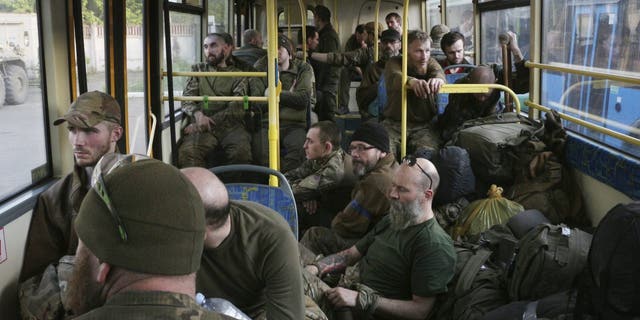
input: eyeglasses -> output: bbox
[348,145,376,154]
[402,154,433,190]
[91,153,151,242]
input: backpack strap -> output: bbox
[454,248,492,295]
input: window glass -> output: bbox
[541,0,640,158]
[0,1,49,201]
[125,1,147,154]
[208,0,228,33]
[446,0,474,51]
[479,6,530,65]
[82,0,106,92]
[426,0,441,30]
[164,12,200,115]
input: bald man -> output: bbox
[181,168,307,320]
[302,155,455,319]
[436,65,504,142]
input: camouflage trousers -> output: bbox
[249,295,328,320]
[300,227,359,262]
[19,255,75,320]
[177,125,252,168]
[302,264,364,319]
[382,119,442,158]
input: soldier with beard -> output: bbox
[20,91,123,283]
[66,159,232,319]
[436,66,505,142]
[303,155,456,320]
[300,122,398,258]
[177,32,261,168]
[356,29,402,120]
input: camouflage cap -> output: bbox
[75,159,205,275]
[53,91,121,128]
[430,24,450,40]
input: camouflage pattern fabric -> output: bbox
[177,126,252,168]
[382,118,442,158]
[300,226,359,258]
[19,255,75,320]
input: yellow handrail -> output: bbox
[374,0,381,62]
[525,62,640,85]
[162,96,268,102]
[439,83,522,114]
[525,100,640,146]
[400,0,409,158]
[163,71,267,78]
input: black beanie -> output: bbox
[351,122,390,153]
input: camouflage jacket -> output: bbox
[182,58,264,128]
[331,153,398,238]
[383,56,445,124]
[284,149,351,201]
[356,58,388,117]
[19,255,75,320]
[20,165,89,282]
[325,46,373,70]
[232,44,267,66]
[254,57,316,124]
[75,291,234,319]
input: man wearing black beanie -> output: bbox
[301,122,399,257]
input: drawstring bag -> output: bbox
[453,185,524,240]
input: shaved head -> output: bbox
[181,167,229,226]
[468,66,496,84]
[412,158,440,192]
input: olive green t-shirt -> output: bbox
[355,216,456,299]
[196,201,304,320]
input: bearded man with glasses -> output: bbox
[300,122,398,261]
[303,155,456,320]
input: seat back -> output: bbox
[438,64,477,115]
[209,165,299,240]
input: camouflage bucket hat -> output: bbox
[75,157,206,275]
[53,91,121,128]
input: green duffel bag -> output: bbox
[451,113,542,186]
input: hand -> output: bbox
[194,111,215,132]
[305,264,320,276]
[409,78,444,98]
[426,78,444,94]
[303,200,318,215]
[295,51,304,60]
[325,287,358,308]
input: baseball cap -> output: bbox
[53,91,121,128]
[75,155,206,275]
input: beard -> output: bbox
[207,51,225,66]
[388,198,423,230]
[352,160,372,178]
[67,249,105,316]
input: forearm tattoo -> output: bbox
[316,252,348,275]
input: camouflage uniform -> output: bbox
[313,23,341,121]
[232,44,267,66]
[356,58,387,119]
[382,56,446,156]
[178,58,260,168]
[325,47,374,70]
[285,149,356,232]
[74,291,233,319]
[253,56,316,171]
[300,153,398,256]
[20,165,88,282]
[19,255,74,320]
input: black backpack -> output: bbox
[575,202,640,319]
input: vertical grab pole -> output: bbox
[267,0,279,185]
[298,0,307,60]
[374,0,381,62]
[162,0,178,165]
[400,0,409,158]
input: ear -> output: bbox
[96,262,111,284]
[323,141,333,153]
[111,126,123,142]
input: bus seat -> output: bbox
[438,65,477,115]
[209,165,299,240]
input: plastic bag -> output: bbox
[452,185,523,240]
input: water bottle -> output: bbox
[196,293,252,320]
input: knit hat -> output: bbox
[54,91,121,128]
[380,29,401,42]
[75,159,205,275]
[278,34,294,56]
[351,122,390,153]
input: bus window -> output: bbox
[164,12,201,116]
[208,0,229,33]
[479,5,530,65]
[426,0,442,31]
[125,2,146,154]
[81,2,107,92]
[446,1,474,51]
[0,2,49,202]
[541,0,640,158]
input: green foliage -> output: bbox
[126,1,143,26]
[82,0,103,25]
[0,0,36,13]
